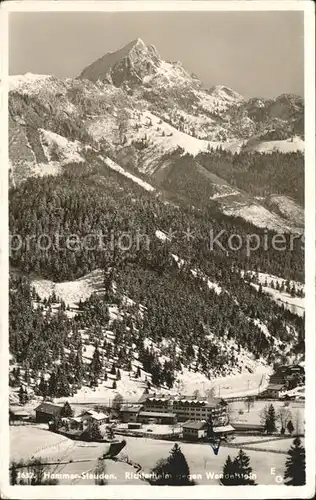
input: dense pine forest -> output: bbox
[196,149,304,205]
[9,158,304,395]
[9,157,304,283]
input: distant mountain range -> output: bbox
[9,38,304,232]
[8,39,305,395]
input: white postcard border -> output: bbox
[0,1,315,499]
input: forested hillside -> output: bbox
[9,159,304,397]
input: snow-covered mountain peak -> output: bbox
[79,37,161,86]
[209,84,244,104]
[9,73,53,93]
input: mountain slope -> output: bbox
[9,38,304,233]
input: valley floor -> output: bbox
[10,425,296,485]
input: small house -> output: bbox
[261,384,284,399]
[34,402,63,423]
[182,420,208,441]
[81,410,109,428]
[69,416,84,431]
[212,424,235,439]
[120,405,142,423]
[9,408,30,425]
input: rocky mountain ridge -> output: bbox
[9,38,304,232]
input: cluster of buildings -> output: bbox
[120,393,235,441]
[33,402,110,438]
[259,365,305,400]
[121,393,228,424]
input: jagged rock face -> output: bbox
[80,38,161,86]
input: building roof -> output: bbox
[70,416,83,423]
[120,405,142,413]
[213,425,235,433]
[231,422,264,430]
[35,402,63,415]
[10,409,30,417]
[182,420,207,430]
[139,411,176,418]
[266,384,284,390]
[81,410,108,420]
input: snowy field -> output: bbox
[244,437,305,453]
[230,400,305,434]
[10,427,289,485]
[31,268,105,308]
[10,426,143,485]
[229,435,282,445]
[222,202,303,234]
[10,426,73,462]
[122,436,287,485]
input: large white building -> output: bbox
[141,394,228,424]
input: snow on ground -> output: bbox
[10,426,143,485]
[222,202,303,234]
[246,271,305,318]
[173,365,270,399]
[208,85,244,105]
[10,425,72,462]
[39,129,85,164]
[279,385,305,399]
[230,399,305,434]
[244,437,305,452]
[9,73,53,94]
[255,272,305,293]
[122,436,287,485]
[252,318,285,354]
[266,195,304,226]
[10,426,295,485]
[99,155,155,192]
[155,229,170,242]
[124,110,245,174]
[230,435,281,445]
[117,423,182,435]
[190,269,222,295]
[249,137,304,154]
[32,269,105,308]
[58,368,150,406]
[29,161,63,177]
[210,189,240,200]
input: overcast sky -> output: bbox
[9,11,304,98]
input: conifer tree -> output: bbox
[61,401,74,418]
[265,404,277,434]
[233,449,256,485]
[38,375,47,398]
[220,455,239,485]
[284,437,306,485]
[287,420,294,435]
[151,443,194,485]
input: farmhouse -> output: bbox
[34,402,63,423]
